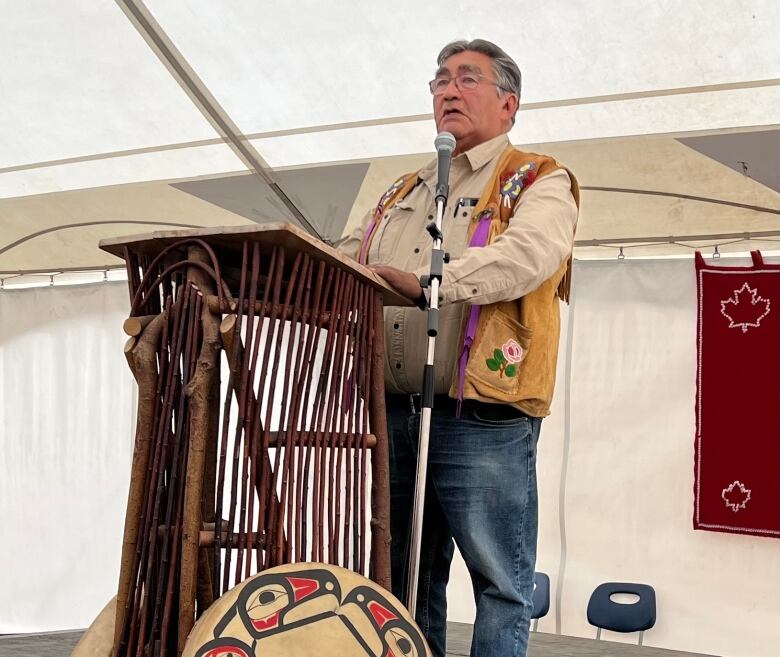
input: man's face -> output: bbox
[432,50,517,155]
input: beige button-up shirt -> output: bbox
[339,133,578,395]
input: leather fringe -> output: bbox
[557,255,573,303]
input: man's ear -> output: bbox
[502,93,519,121]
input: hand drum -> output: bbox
[183,563,430,657]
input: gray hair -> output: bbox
[436,39,522,124]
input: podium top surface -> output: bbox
[99,223,413,307]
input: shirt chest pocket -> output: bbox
[373,201,414,263]
[444,198,477,255]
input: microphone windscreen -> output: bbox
[434,131,456,155]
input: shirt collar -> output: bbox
[420,132,510,183]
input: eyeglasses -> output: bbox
[428,73,511,96]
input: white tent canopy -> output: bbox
[1,4,780,656]
[1,0,779,275]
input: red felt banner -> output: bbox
[694,251,780,538]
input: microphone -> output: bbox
[434,131,456,204]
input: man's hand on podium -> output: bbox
[369,265,423,302]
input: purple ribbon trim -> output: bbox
[358,212,381,264]
[456,211,493,416]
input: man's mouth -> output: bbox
[442,108,463,117]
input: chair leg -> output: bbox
[532,619,538,632]
[638,630,644,646]
[596,628,601,640]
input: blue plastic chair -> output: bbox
[587,582,656,645]
[530,571,550,631]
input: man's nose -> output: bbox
[442,80,461,99]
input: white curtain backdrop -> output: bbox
[448,258,780,657]
[1,261,778,657]
[0,282,135,632]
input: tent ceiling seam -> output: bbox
[574,230,780,248]
[1,189,776,263]
[2,230,778,276]
[0,220,202,257]
[114,0,321,238]
[579,187,780,215]
[2,79,778,176]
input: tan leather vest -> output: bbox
[360,144,579,417]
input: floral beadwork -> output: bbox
[485,339,524,378]
[500,163,537,207]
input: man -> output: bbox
[339,39,578,657]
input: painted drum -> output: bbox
[182,563,430,657]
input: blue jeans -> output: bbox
[387,397,541,657]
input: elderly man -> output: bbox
[339,39,578,657]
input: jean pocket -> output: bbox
[469,405,529,427]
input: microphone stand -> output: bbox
[405,132,454,617]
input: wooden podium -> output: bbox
[99,224,410,657]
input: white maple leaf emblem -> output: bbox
[720,283,771,333]
[721,480,751,512]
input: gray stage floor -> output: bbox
[448,622,716,657]
[0,630,83,657]
[0,623,717,657]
